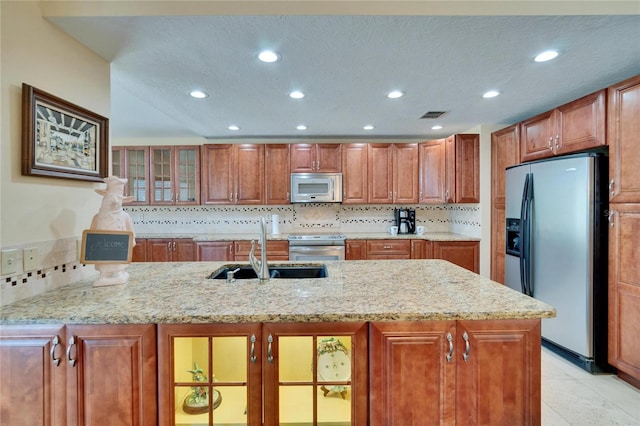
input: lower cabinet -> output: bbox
[0,324,157,426]
[234,240,289,261]
[196,241,235,261]
[366,239,411,259]
[148,238,196,262]
[432,241,480,273]
[370,319,541,426]
[158,322,368,425]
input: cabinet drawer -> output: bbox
[366,240,411,259]
[234,240,289,260]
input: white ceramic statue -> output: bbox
[90,176,136,287]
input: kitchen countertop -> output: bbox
[0,260,553,325]
[136,232,480,242]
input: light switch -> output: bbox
[1,249,18,275]
[23,247,39,272]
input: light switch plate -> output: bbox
[1,249,18,275]
[23,247,39,272]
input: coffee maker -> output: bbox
[395,208,416,234]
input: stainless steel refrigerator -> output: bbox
[504,152,611,373]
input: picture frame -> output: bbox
[22,83,108,182]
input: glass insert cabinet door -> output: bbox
[158,323,367,426]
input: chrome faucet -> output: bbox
[249,216,269,282]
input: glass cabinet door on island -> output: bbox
[158,322,367,425]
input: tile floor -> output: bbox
[541,347,640,425]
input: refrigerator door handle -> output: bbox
[519,174,530,295]
[523,173,534,296]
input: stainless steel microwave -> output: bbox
[290,173,343,203]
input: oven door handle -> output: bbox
[289,246,344,252]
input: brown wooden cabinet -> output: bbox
[111,146,150,205]
[370,319,541,426]
[158,322,367,425]
[418,139,446,203]
[131,238,147,262]
[411,239,432,259]
[149,145,200,205]
[0,324,157,426]
[368,143,419,204]
[201,144,264,205]
[265,144,291,204]
[490,124,520,283]
[366,239,411,259]
[342,143,369,204]
[234,240,289,261]
[446,134,480,203]
[520,89,606,163]
[345,240,367,260]
[147,238,195,262]
[290,143,342,173]
[196,241,235,261]
[432,241,480,273]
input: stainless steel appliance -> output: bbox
[395,208,416,234]
[290,173,343,203]
[288,233,346,261]
[505,152,610,373]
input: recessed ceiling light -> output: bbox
[189,90,208,99]
[363,125,375,130]
[534,50,559,62]
[289,90,305,99]
[297,125,307,130]
[431,125,443,130]
[258,50,280,63]
[387,90,404,99]
[228,125,240,131]
[482,90,500,99]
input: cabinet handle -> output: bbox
[167,241,171,251]
[229,244,233,255]
[173,241,177,251]
[383,245,392,249]
[445,190,449,201]
[446,332,453,363]
[50,335,61,367]
[555,135,560,149]
[388,191,392,200]
[67,336,77,367]
[250,334,257,364]
[609,179,615,196]
[462,332,470,362]
[608,210,615,228]
[286,191,290,201]
[267,334,274,363]
[548,136,553,150]
[235,193,238,203]
[229,192,233,202]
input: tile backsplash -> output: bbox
[125,203,481,237]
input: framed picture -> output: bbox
[22,83,108,182]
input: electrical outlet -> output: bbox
[23,247,39,272]
[1,249,18,275]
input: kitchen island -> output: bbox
[0,260,554,425]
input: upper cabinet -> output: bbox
[342,143,369,204]
[608,75,640,204]
[201,144,265,205]
[150,145,200,205]
[418,139,446,203]
[265,144,291,204]
[368,143,419,204]
[520,89,606,162]
[290,143,342,172]
[112,146,150,205]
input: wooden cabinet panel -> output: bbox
[456,319,541,426]
[201,144,235,204]
[419,139,446,203]
[491,206,506,284]
[454,134,480,203]
[520,110,556,162]
[608,75,640,204]
[411,239,432,259]
[0,325,66,426]
[345,240,367,260]
[491,125,520,205]
[132,238,147,262]
[608,204,640,380]
[342,143,369,204]
[65,324,157,426]
[366,240,411,259]
[433,241,479,273]
[174,239,196,261]
[111,146,150,205]
[265,144,290,204]
[234,240,289,261]
[147,238,195,262]
[290,144,341,172]
[196,241,234,261]
[369,321,456,426]
[367,144,394,204]
[394,144,419,204]
[236,144,265,204]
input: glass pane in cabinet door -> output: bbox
[279,336,313,382]
[173,337,210,383]
[112,150,121,178]
[317,336,352,384]
[279,386,313,425]
[318,385,351,424]
[178,150,197,202]
[153,149,172,202]
[212,337,247,383]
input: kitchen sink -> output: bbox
[209,264,328,280]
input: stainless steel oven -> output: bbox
[288,234,346,261]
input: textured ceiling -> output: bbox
[48,13,640,139]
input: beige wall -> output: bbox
[0,0,110,247]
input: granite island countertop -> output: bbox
[0,260,554,325]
